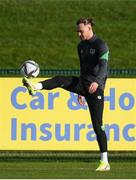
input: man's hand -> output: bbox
[78,95,85,105]
[88,82,98,94]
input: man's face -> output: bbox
[76,23,92,40]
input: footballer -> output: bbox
[23,17,110,171]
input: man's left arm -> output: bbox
[89,42,109,93]
[96,51,109,81]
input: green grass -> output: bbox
[0,151,135,178]
[0,0,136,70]
[0,161,135,179]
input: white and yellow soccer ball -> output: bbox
[20,60,40,78]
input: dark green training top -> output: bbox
[77,34,109,90]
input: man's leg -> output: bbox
[85,89,110,171]
[23,76,85,95]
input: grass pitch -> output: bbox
[0,162,136,179]
[0,161,135,179]
[0,151,135,179]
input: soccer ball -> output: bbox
[20,60,40,78]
